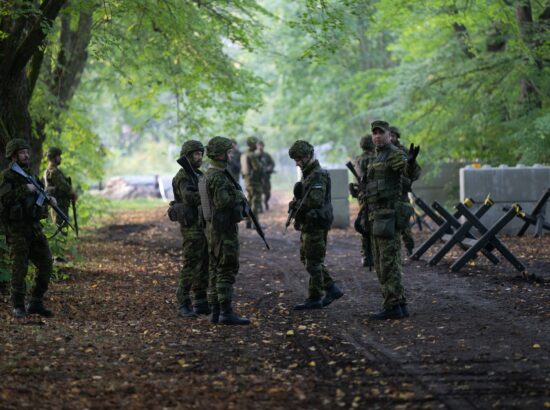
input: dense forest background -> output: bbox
[1,0,549,182]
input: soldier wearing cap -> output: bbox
[257,140,275,211]
[288,140,343,310]
[170,140,209,318]
[44,147,78,228]
[241,136,263,226]
[0,139,57,318]
[389,126,421,255]
[200,136,249,325]
[364,121,420,320]
[350,135,376,266]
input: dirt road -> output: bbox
[1,195,549,409]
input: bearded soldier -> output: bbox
[257,140,275,211]
[287,140,343,310]
[169,140,209,318]
[201,136,249,325]
[44,147,78,228]
[241,136,263,226]
[365,121,420,320]
[0,139,56,318]
[389,126,421,255]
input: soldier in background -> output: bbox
[241,136,263,227]
[227,139,241,182]
[288,140,343,310]
[201,136,250,325]
[349,136,375,266]
[389,126,421,256]
[257,140,275,211]
[44,147,78,229]
[0,139,56,318]
[364,121,419,320]
[169,140,209,318]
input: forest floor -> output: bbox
[1,192,549,409]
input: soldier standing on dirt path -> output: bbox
[365,121,420,320]
[389,126,421,256]
[201,136,250,325]
[241,136,263,226]
[44,147,78,229]
[287,140,344,310]
[349,135,375,267]
[257,140,275,211]
[170,140,210,318]
[0,139,57,318]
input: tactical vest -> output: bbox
[300,168,333,230]
[365,146,402,208]
[198,174,213,222]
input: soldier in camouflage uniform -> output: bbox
[288,140,343,310]
[257,140,275,211]
[170,140,209,318]
[227,139,241,182]
[349,136,375,267]
[44,147,78,229]
[201,136,249,325]
[364,121,420,320]
[390,126,421,256]
[241,136,263,226]
[0,139,56,318]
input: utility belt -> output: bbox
[367,200,414,239]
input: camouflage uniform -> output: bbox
[0,139,53,315]
[202,136,249,325]
[44,147,74,227]
[364,121,418,318]
[390,126,421,255]
[257,142,275,210]
[288,141,343,309]
[241,137,263,220]
[171,140,209,314]
[354,136,375,264]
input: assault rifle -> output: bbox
[345,161,373,271]
[176,155,199,187]
[285,181,314,234]
[10,162,74,231]
[224,170,270,250]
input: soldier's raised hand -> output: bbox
[407,143,420,164]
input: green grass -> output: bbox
[107,198,168,211]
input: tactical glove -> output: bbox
[407,143,420,165]
[349,182,359,198]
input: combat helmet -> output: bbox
[180,140,204,157]
[5,138,30,159]
[360,135,375,151]
[389,126,401,139]
[206,136,233,160]
[288,140,314,160]
[47,146,62,159]
[246,136,258,149]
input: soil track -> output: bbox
[1,192,549,409]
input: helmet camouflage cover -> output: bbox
[206,136,233,159]
[47,146,62,159]
[5,138,30,159]
[389,126,401,139]
[246,136,258,148]
[360,135,375,151]
[180,140,204,157]
[288,140,314,159]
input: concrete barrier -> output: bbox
[459,164,550,235]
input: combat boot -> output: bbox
[177,302,198,318]
[193,302,210,315]
[400,303,410,318]
[369,305,405,320]
[209,304,220,324]
[12,306,27,319]
[322,284,344,307]
[27,301,53,318]
[293,297,323,311]
[219,303,250,325]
